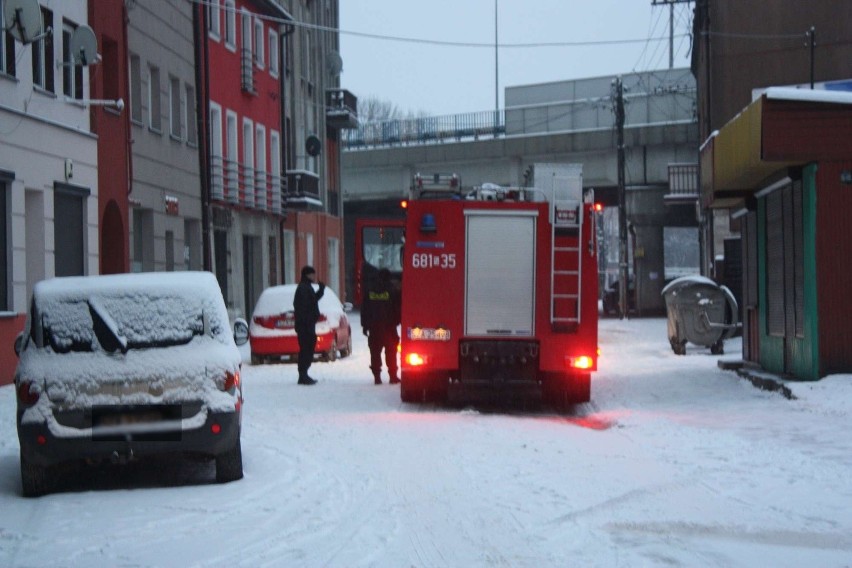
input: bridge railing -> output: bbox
[342,110,505,150]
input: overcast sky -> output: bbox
[338,0,694,117]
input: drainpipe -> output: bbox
[193,3,212,272]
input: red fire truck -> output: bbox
[399,169,598,406]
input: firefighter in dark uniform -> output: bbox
[293,265,325,385]
[361,268,401,385]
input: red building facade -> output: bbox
[89,0,131,276]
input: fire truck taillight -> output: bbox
[568,356,595,370]
[405,353,427,367]
[594,203,603,212]
[400,199,409,209]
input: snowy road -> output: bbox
[2,316,852,567]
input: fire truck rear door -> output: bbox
[464,210,537,337]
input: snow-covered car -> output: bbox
[248,284,352,364]
[14,272,247,497]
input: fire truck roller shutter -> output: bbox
[464,210,537,337]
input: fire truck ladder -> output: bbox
[550,200,582,330]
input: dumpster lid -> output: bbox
[661,275,718,296]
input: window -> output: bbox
[254,18,264,68]
[282,229,295,284]
[32,6,54,92]
[62,21,83,100]
[1,0,18,76]
[185,84,197,145]
[268,29,279,77]
[129,54,142,123]
[306,233,314,267]
[169,76,181,139]
[240,10,254,92]
[224,0,236,49]
[209,103,223,198]
[207,0,221,39]
[270,130,281,211]
[255,124,266,207]
[301,29,311,83]
[148,65,161,132]
[327,238,339,294]
[132,208,154,272]
[243,118,255,203]
[225,110,238,196]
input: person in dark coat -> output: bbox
[293,265,325,385]
[361,268,401,385]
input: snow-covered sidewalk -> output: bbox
[1,316,851,567]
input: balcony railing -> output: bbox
[665,163,699,202]
[342,109,505,150]
[241,48,255,94]
[326,88,358,130]
[210,155,283,214]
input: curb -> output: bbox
[717,359,796,400]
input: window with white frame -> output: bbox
[209,103,223,197]
[207,0,221,39]
[268,29,279,77]
[149,65,162,132]
[62,20,83,100]
[169,75,181,139]
[32,6,54,92]
[243,118,255,203]
[270,130,281,203]
[255,124,266,205]
[224,0,236,49]
[226,110,238,194]
[254,18,264,68]
[186,84,197,145]
[306,233,314,267]
[129,53,142,123]
[0,0,16,77]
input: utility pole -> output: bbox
[494,0,499,132]
[613,77,628,320]
[651,0,692,70]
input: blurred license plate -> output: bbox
[407,327,451,341]
[276,318,294,328]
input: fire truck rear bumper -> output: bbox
[447,379,543,404]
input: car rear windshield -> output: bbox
[40,294,205,353]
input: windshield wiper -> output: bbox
[88,297,128,353]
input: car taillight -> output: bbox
[317,314,327,323]
[568,355,595,370]
[223,370,240,392]
[17,381,40,406]
[253,315,279,329]
[405,352,427,367]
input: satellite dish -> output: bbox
[3,0,42,44]
[326,51,343,76]
[69,25,98,66]
[305,135,322,157]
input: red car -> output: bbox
[249,284,353,365]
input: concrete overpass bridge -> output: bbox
[341,69,702,313]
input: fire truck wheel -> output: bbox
[400,383,420,403]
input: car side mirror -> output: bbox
[14,333,24,357]
[233,318,249,346]
[343,302,353,313]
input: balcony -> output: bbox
[241,48,256,94]
[210,155,282,215]
[326,88,358,130]
[665,163,699,203]
[284,169,322,209]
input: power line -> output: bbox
[191,0,688,50]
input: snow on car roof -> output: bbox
[252,284,343,318]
